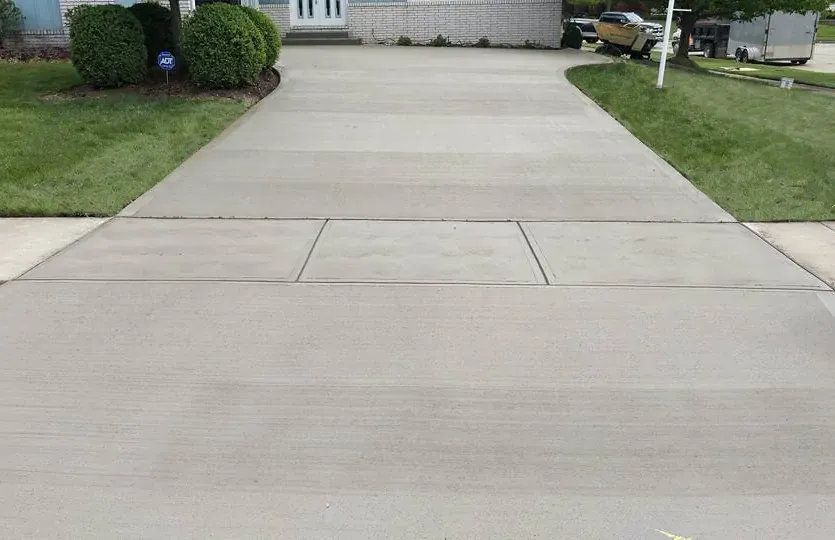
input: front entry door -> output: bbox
[290,0,346,27]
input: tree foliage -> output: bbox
[0,0,22,42]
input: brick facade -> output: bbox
[264,0,561,47]
[261,4,291,37]
[11,0,561,49]
[348,0,561,47]
[11,0,193,47]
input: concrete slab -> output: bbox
[2,282,835,537]
[523,221,827,289]
[301,220,544,284]
[123,150,729,222]
[22,218,323,281]
[0,218,105,281]
[797,42,835,74]
[745,222,835,289]
[123,47,730,222]
[217,112,638,154]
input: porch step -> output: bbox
[283,30,362,45]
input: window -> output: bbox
[19,0,63,31]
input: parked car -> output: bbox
[567,17,600,43]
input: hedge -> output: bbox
[67,4,147,88]
[128,2,174,68]
[561,24,583,50]
[181,3,265,88]
[241,5,281,69]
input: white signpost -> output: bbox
[656,0,691,89]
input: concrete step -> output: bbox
[285,30,350,39]
[283,37,363,46]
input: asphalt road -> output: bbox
[2,47,834,539]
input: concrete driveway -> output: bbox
[805,42,835,73]
[2,46,835,539]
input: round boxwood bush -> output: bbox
[128,2,174,68]
[67,4,147,88]
[181,3,265,88]
[240,5,280,69]
[561,24,583,50]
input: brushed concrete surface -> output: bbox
[301,220,544,284]
[0,218,105,281]
[3,46,834,539]
[745,222,835,289]
[22,218,324,281]
[798,42,835,74]
[524,221,828,289]
[2,282,835,538]
[123,47,730,222]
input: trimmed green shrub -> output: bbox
[0,0,22,42]
[475,36,490,48]
[181,3,265,88]
[128,2,174,67]
[240,5,280,69]
[67,5,147,88]
[561,24,583,49]
[396,35,412,46]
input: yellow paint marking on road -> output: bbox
[656,529,694,540]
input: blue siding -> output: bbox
[18,0,63,31]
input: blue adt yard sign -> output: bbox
[157,51,176,71]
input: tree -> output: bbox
[654,0,830,61]
[0,0,23,44]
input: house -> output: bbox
[11,0,562,49]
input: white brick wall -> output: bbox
[14,0,192,47]
[265,0,559,47]
[14,0,559,49]
[261,4,291,37]
[348,0,561,47]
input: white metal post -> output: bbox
[656,0,676,89]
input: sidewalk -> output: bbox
[0,218,105,281]
[745,222,835,288]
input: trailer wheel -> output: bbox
[796,58,808,65]
[703,42,714,59]
[739,49,749,63]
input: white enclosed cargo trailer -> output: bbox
[728,11,819,64]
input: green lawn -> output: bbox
[694,57,835,89]
[649,51,835,89]
[565,61,835,221]
[817,22,835,41]
[0,62,248,216]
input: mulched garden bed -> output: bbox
[59,67,281,102]
[0,46,70,62]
